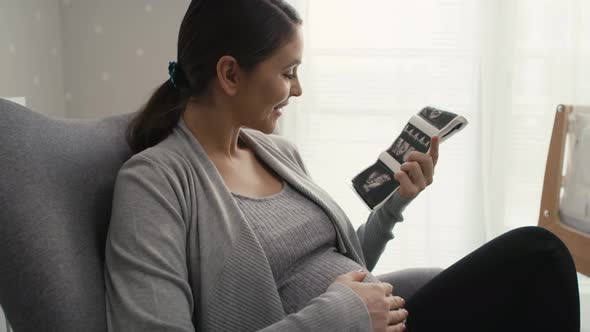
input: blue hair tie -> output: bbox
[168,61,179,89]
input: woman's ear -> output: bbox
[216,55,241,96]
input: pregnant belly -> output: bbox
[277,247,381,314]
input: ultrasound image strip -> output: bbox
[386,123,431,164]
[351,160,399,209]
[418,106,458,130]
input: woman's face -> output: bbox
[236,25,303,134]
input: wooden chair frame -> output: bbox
[539,104,590,277]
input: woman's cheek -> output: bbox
[281,79,291,98]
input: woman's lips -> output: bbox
[273,103,287,115]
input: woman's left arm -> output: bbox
[277,133,439,270]
[357,136,440,271]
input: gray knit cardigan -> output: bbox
[104,116,409,331]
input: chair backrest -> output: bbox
[539,104,590,277]
[0,99,134,331]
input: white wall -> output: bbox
[0,0,64,117]
[59,0,189,118]
[1,0,190,119]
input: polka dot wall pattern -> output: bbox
[57,0,189,119]
[0,0,66,117]
[1,0,189,119]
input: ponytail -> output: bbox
[126,79,187,154]
[126,61,194,154]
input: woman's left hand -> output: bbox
[394,136,440,200]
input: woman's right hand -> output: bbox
[335,270,408,332]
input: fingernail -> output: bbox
[402,323,406,330]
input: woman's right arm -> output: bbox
[105,156,195,331]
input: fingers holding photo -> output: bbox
[400,161,426,191]
[429,135,440,166]
[406,151,434,185]
[394,170,419,199]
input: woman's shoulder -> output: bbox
[121,139,192,180]
[121,128,302,176]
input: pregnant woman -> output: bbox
[104,1,580,331]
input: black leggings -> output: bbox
[393,226,580,332]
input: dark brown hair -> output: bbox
[126,0,302,153]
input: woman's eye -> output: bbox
[284,73,296,80]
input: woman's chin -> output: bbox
[264,124,278,135]
[246,114,281,134]
[246,123,277,135]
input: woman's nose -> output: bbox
[291,79,303,97]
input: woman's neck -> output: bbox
[182,103,246,162]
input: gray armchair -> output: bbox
[0,99,133,331]
[0,98,441,331]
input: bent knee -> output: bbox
[506,226,571,258]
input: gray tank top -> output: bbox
[231,180,380,314]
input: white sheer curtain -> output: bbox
[280,0,590,275]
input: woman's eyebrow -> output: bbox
[282,59,301,69]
